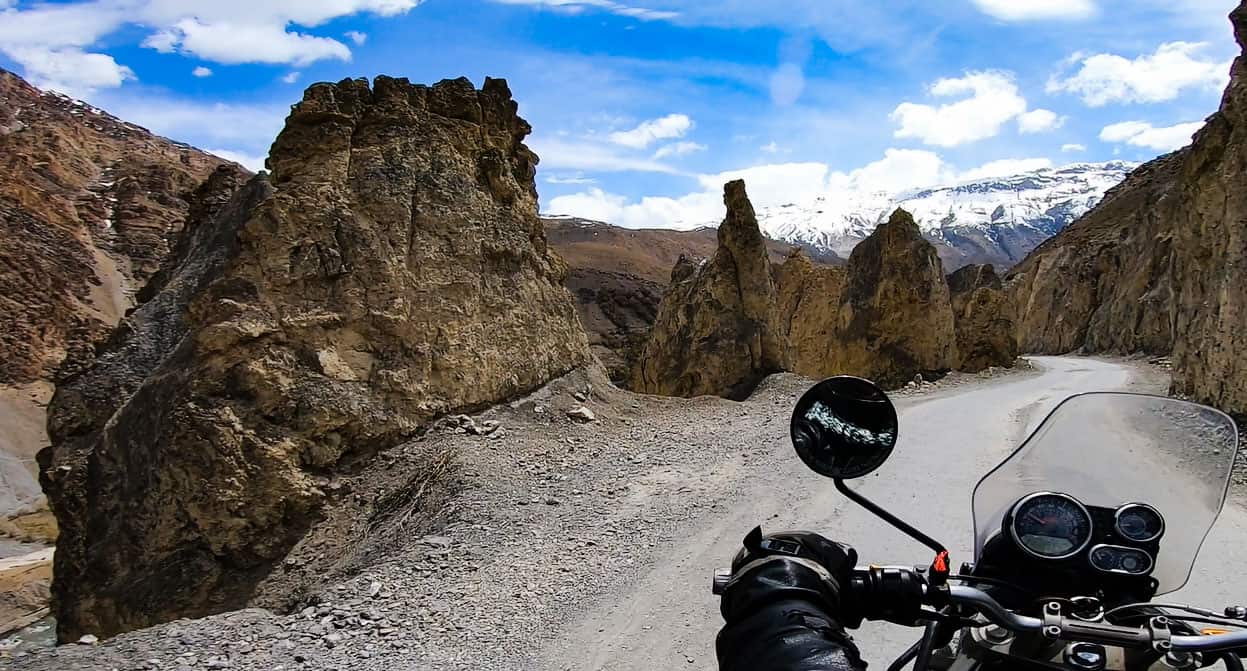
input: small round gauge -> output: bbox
[1114,503,1165,543]
[1009,492,1094,559]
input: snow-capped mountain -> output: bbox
[760,161,1136,269]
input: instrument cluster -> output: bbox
[1004,492,1164,577]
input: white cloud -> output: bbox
[282,71,301,84]
[529,136,682,174]
[653,141,706,159]
[192,65,213,77]
[971,0,1096,21]
[0,0,423,84]
[760,141,781,154]
[891,71,1029,147]
[145,19,351,66]
[828,149,952,195]
[769,62,804,106]
[1017,108,1065,133]
[1099,120,1204,151]
[488,0,678,20]
[608,113,693,148]
[4,47,134,97]
[345,30,368,45]
[206,148,267,172]
[1048,42,1230,106]
[1062,143,1087,152]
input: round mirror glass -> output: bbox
[790,376,899,480]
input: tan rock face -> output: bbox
[829,209,959,388]
[630,180,785,399]
[1010,1,1247,415]
[948,265,1018,372]
[1006,156,1181,357]
[634,193,963,396]
[40,75,590,641]
[771,249,846,379]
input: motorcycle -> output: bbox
[714,376,1245,670]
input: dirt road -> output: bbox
[535,355,1192,670]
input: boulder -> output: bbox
[39,76,590,641]
[948,264,1017,372]
[828,209,959,388]
[630,180,784,399]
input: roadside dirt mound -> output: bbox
[40,76,591,642]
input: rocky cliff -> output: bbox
[629,181,785,399]
[829,209,959,388]
[1010,1,1247,415]
[0,67,238,519]
[634,189,963,397]
[544,216,839,381]
[40,76,591,641]
[948,264,1017,372]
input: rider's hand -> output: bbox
[719,526,858,625]
[716,527,867,671]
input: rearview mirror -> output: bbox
[790,376,898,480]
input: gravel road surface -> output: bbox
[17,355,1238,671]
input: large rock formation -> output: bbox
[40,76,590,641]
[634,192,963,396]
[948,264,1018,372]
[828,209,959,388]
[0,67,238,519]
[771,249,847,379]
[630,180,785,399]
[544,216,840,382]
[1010,2,1247,415]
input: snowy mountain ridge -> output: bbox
[759,161,1137,266]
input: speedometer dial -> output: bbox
[1115,503,1164,543]
[1009,492,1093,559]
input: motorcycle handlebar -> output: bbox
[845,567,1247,654]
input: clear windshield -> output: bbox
[972,393,1240,594]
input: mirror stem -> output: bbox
[834,479,947,556]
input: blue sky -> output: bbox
[0,0,1240,227]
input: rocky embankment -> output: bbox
[0,68,238,522]
[38,76,590,642]
[544,217,840,381]
[949,264,1018,373]
[632,185,981,399]
[1008,1,1247,415]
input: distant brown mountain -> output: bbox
[0,67,246,518]
[544,216,841,380]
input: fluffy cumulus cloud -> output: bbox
[891,71,1029,147]
[1099,120,1204,151]
[546,150,1058,228]
[530,136,682,174]
[0,0,423,94]
[282,72,301,84]
[1017,108,1065,133]
[345,30,368,45]
[192,66,213,77]
[4,47,134,96]
[970,0,1096,21]
[609,114,694,148]
[1048,42,1230,106]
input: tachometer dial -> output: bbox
[1009,492,1093,559]
[1114,503,1164,543]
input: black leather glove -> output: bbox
[716,527,866,671]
